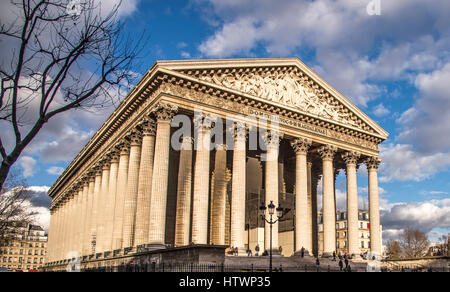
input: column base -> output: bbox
[294,249,310,257]
[321,252,335,258]
[262,249,283,257]
[144,243,167,251]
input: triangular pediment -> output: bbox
[156,58,389,140]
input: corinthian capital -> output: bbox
[115,139,131,155]
[318,145,337,161]
[140,117,156,137]
[261,131,280,147]
[365,156,381,170]
[128,130,142,146]
[152,102,178,122]
[342,151,361,166]
[291,138,312,155]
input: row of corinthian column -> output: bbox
[47,106,382,263]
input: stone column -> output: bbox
[175,136,194,246]
[74,186,83,255]
[211,144,231,246]
[65,194,74,258]
[134,119,156,247]
[122,131,142,249]
[84,175,95,255]
[96,160,111,253]
[90,167,103,254]
[306,161,313,256]
[342,151,361,256]
[192,119,212,244]
[104,151,119,252]
[68,193,76,258]
[54,204,62,260]
[63,195,72,259]
[318,145,337,257]
[264,133,280,254]
[58,200,66,260]
[148,103,177,245]
[366,157,382,255]
[291,138,312,255]
[230,125,247,252]
[80,178,90,256]
[311,167,320,257]
[112,140,130,251]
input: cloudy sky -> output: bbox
[1,0,449,243]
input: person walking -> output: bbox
[255,244,260,256]
[315,257,320,271]
[332,251,336,261]
[301,247,305,258]
[344,257,349,270]
[338,259,343,271]
[278,246,283,254]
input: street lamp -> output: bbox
[259,200,290,272]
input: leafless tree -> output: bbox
[399,227,430,258]
[0,0,145,191]
[0,169,33,245]
[385,240,402,259]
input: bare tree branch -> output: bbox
[0,0,147,191]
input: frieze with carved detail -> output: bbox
[183,67,369,131]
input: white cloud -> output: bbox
[19,156,37,178]
[47,167,65,176]
[94,0,140,18]
[379,143,450,182]
[373,103,390,117]
[380,198,450,234]
[397,63,450,154]
[181,51,192,58]
[420,190,449,196]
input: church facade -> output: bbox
[45,58,388,269]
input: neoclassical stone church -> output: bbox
[45,58,388,268]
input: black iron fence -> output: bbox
[82,263,349,273]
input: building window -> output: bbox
[361,241,365,248]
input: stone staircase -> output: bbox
[224,255,368,272]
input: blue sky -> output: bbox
[2,0,450,243]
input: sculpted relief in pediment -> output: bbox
[191,68,365,130]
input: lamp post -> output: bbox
[259,201,290,272]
